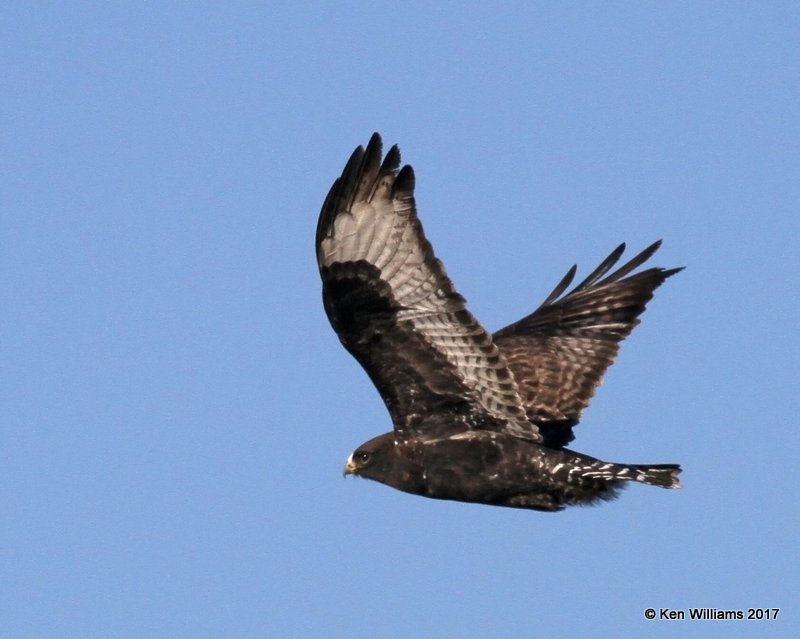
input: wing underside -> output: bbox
[317,134,534,442]
[318,134,681,449]
[493,242,682,447]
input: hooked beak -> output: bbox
[343,453,357,477]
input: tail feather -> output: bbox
[576,461,682,489]
[625,463,682,489]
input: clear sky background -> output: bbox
[3,2,798,638]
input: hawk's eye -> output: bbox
[355,451,370,464]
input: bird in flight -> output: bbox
[316,133,682,511]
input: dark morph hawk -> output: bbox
[317,134,682,512]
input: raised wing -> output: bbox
[317,134,533,443]
[493,241,682,447]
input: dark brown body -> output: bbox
[347,431,680,512]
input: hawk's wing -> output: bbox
[317,134,534,443]
[493,242,682,447]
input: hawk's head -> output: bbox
[343,432,396,481]
[343,431,427,497]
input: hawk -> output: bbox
[317,134,682,512]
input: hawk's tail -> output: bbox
[622,463,682,489]
[578,460,682,489]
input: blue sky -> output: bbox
[3,2,798,637]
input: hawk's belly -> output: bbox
[418,433,557,503]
